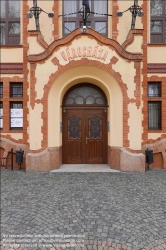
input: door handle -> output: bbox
[86,136,90,144]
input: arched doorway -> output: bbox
[62,83,108,164]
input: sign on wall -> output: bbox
[10,109,23,128]
[11,118,23,128]
[11,109,23,117]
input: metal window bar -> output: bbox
[0,148,13,170]
[148,101,161,130]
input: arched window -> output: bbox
[63,0,107,37]
[63,83,107,107]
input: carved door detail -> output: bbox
[62,109,107,164]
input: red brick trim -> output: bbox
[0,134,29,146]
[148,64,166,73]
[125,148,143,153]
[112,0,119,40]
[52,1,59,40]
[134,61,141,108]
[23,0,30,146]
[0,45,23,48]
[122,29,143,50]
[30,63,37,110]
[29,148,47,153]
[0,63,23,74]
[142,134,166,146]
[28,30,48,49]
[28,29,142,63]
[148,44,166,47]
[141,0,148,142]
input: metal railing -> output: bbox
[0,148,13,170]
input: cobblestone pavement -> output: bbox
[1,170,166,250]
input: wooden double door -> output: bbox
[62,108,107,164]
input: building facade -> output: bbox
[0,0,166,172]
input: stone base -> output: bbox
[0,138,29,170]
[26,147,62,172]
[142,138,166,169]
[108,146,145,172]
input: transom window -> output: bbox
[150,0,166,43]
[63,0,107,36]
[0,0,20,45]
[63,84,107,107]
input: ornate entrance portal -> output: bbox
[62,83,108,164]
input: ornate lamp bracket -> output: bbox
[27,0,54,31]
[117,0,143,29]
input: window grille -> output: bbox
[148,101,161,130]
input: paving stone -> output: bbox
[1,170,166,250]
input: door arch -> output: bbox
[62,83,108,164]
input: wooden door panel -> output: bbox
[67,140,82,163]
[63,108,107,164]
[85,110,107,164]
[87,140,103,163]
[62,110,84,164]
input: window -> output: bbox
[0,102,3,130]
[0,0,20,45]
[148,102,161,130]
[10,102,23,130]
[63,0,107,36]
[150,0,166,43]
[10,82,23,98]
[148,82,161,97]
[0,83,3,98]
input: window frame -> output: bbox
[10,82,23,98]
[63,0,108,37]
[148,82,161,98]
[10,101,23,130]
[150,0,166,43]
[0,0,20,45]
[0,101,3,130]
[0,83,3,98]
[148,101,162,130]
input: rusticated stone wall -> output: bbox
[108,146,145,172]
[26,146,62,172]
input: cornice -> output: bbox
[28,28,143,63]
